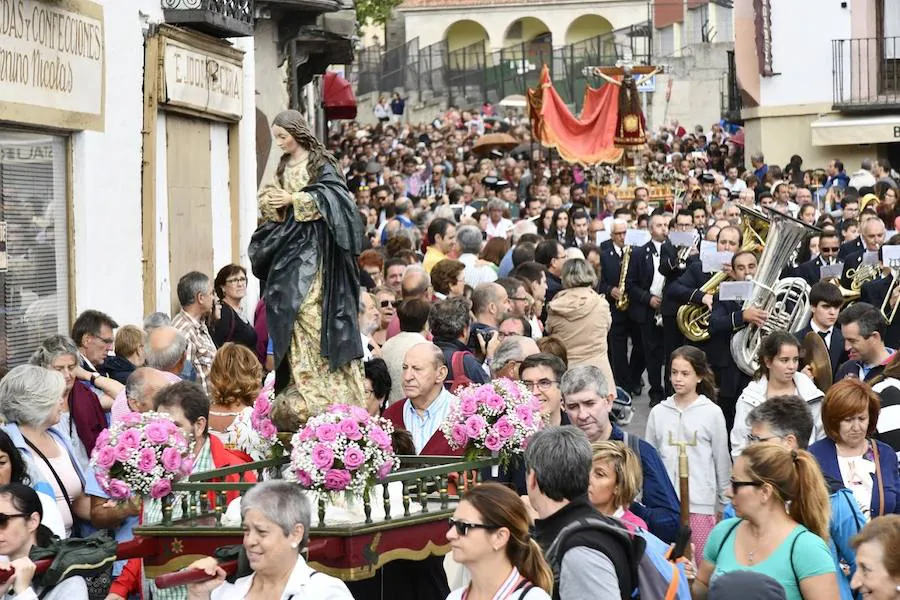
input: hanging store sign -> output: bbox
[160,36,243,121]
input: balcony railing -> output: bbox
[832,36,900,111]
[162,0,254,38]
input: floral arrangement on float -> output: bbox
[226,379,283,462]
[90,412,194,501]
[287,404,398,497]
[440,378,544,475]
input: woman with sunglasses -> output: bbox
[691,444,838,600]
[446,482,553,600]
[0,483,88,600]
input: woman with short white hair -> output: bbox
[545,258,616,398]
[0,365,93,538]
[186,481,353,600]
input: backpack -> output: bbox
[544,515,686,600]
[447,350,475,393]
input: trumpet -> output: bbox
[881,258,900,324]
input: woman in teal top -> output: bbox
[692,443,839,600]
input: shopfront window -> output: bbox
[0,132,69,372]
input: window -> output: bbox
[716,4,734,43]
[688,5,709,44]
[657,25,674,57]
[0,131,69,372]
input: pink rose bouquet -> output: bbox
[288,404,397,496]
[90,411,193,501]
[227,379,283,461]
[440,378,544,470]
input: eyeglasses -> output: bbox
[380,300,399,308]
[226,277,247,285]
[819,246,839,254]
[448,517,498,536]
[0,513,27,528]
[93,334,114,345]
[730,479,764,491]
[746,433,781,444]
[521,379,558,392]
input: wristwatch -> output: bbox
[90,373,98,386]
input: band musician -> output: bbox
[791,231,841,287]
[840,216,885,290]
[597,218,644,396]
[860,236,900,350]
[794,281,847,379]
[626,212,670,406]
[708,250,760,432]
[659,209,698,394]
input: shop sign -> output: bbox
[161,37,243,120]
[0,0,105,131]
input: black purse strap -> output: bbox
[23,435,76,517]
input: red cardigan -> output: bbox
[109,435,257,599]
[383,399,463,457]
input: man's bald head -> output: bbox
[126,367,176,413]
[401,266,432,300]
[144,326,188,374]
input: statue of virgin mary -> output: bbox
[249,110,366,431]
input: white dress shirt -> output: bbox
[211,555,352,600]
[649,240,665,297]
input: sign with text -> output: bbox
[0,0,105,131]
[161,37,243,120]
[719,281,753,302]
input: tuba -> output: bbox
[730,208,821,375]
[676,207,769,342]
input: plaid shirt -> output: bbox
[171,310,217,396]
[145,438,213,600]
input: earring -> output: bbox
[290,542,299,549]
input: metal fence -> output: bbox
[832,36,900,110]
[349,22,651,113]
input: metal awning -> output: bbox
[811,114,900,146]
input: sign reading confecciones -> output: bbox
[160,35,243,121]
[0,0,105,131]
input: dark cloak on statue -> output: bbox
[248,162,364,384]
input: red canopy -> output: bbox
[323,71,357,120]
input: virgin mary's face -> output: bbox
[272,125,299,154]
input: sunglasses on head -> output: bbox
[448,517,498,536]
[0,513,27,528]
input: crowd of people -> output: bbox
[1,107,900,600]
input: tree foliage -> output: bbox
[354,0,403,29]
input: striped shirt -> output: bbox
[171,310,217,396]
[403,388,456,454]
[145,438,213,600]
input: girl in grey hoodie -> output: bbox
[646,346,732,557]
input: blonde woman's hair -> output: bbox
[591,441,643,508]
[741,443,831,541]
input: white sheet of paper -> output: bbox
[820,262,844,280]
[595,230,611,245]
[863,251,880,266]
[700,240,716,256]
[702,251,734,273]
[719,281,753,302]
[883,245,900,264]
[887,230,897,241]
[669,231,696,248]
[625,230,651,247]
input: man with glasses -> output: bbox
[728,395,865,599]
[793,230,841,286]
[598,219,644,396]
[840,216,885,290]
[496,277,529,320]
[560,365,680,542]
[794,281,847,379]
[171,272,218,395]
[861,237,900,349]
[71,309,125,404]
[520,353,569,427]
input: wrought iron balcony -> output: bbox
[832,36,900,112]
[162,0,254,38]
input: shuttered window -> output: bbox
[0,131,69,372]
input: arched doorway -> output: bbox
[565,14,613,46]
[444,19,490,53]
[502,17,552,76]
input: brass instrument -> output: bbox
[676,207,769,342]
[616,245,632,312]
[801,331,834,393]
[847,261,881,293]
[731,208,821,375]
[880,258,900,323]
[823,276,861,305]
